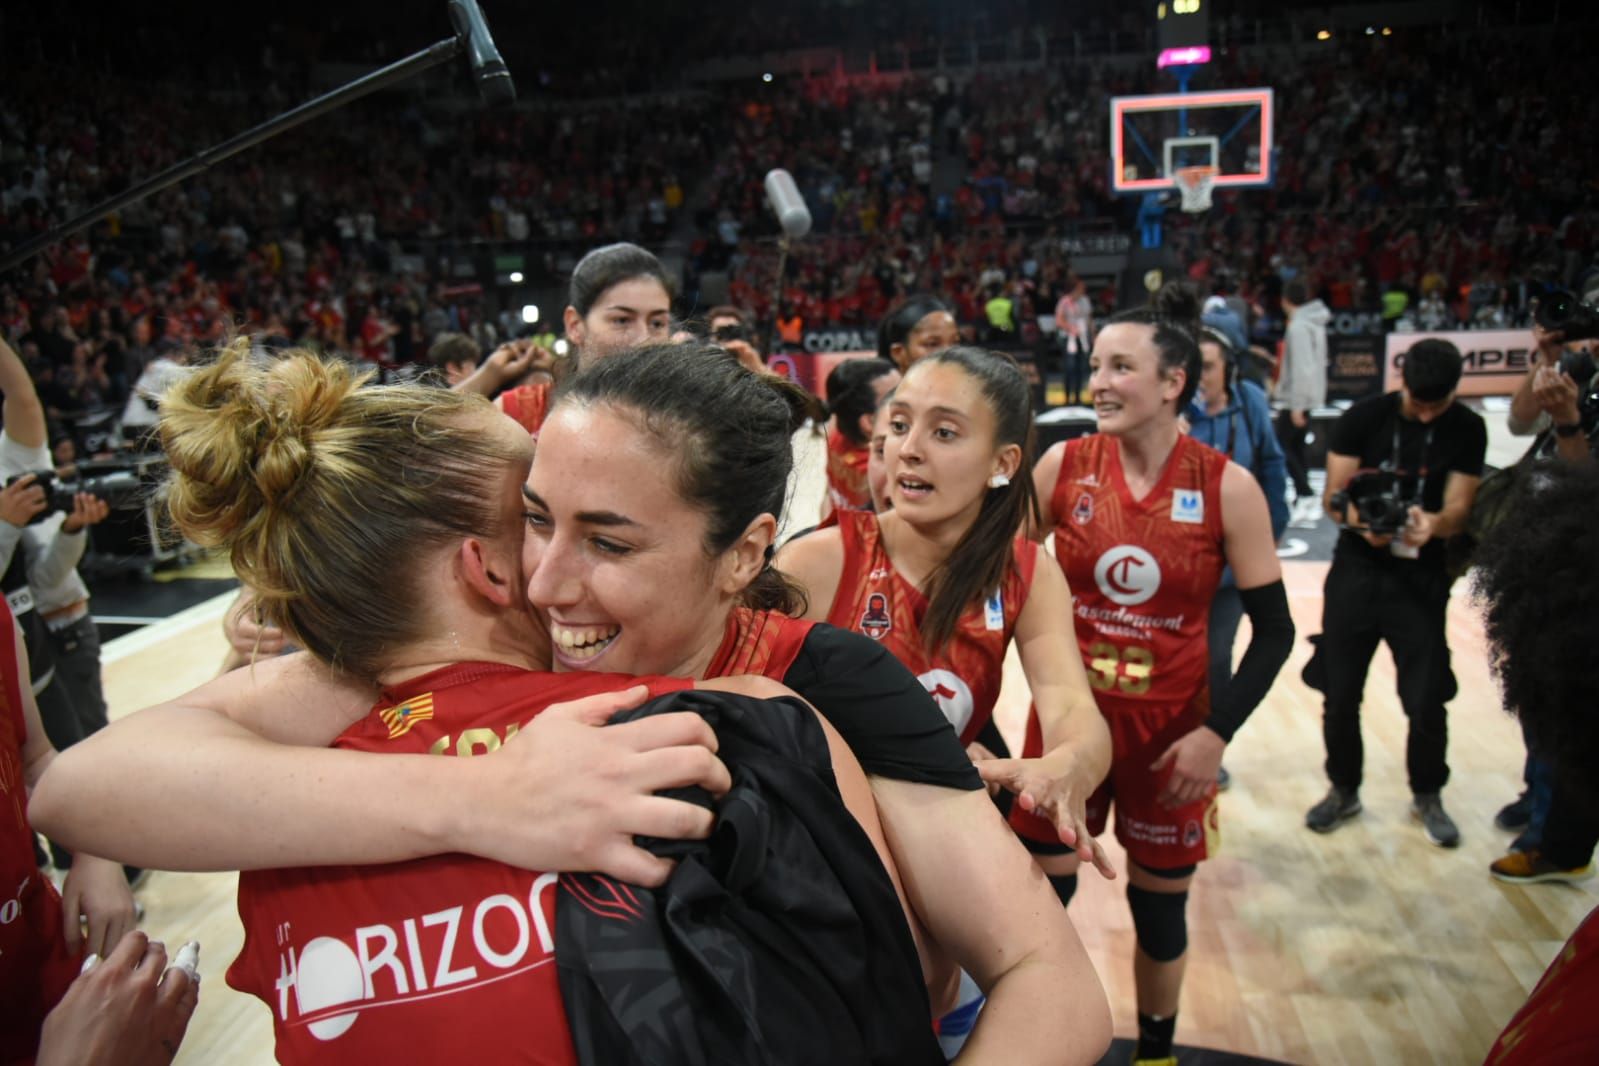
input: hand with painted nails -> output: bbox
[37,931,199,1065]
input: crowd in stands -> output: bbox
[721,30,1596,345]
[2,11,1596,449]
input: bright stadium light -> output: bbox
[763,72,773,83]
[553,338,569,356]
[1316,29,1332,40]
[509,270,524,283]
[1382,26,1393,35]
[521,304,539,324]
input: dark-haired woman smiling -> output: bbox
[39,343,1114,1064]
[1031,299,1293,1065]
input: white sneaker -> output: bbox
[1289,497,1322,528]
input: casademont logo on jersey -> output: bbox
[1093,546,1161,606]
[1081,546,1186,640]
[918,668,975,737]
[271,874,559,1041]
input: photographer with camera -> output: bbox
[707,304,766,374]
[1507,289,1599,463]
[1305,338,1486,847]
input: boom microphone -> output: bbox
[449,0,516,105]
[764,169,812,239]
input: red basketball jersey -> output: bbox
[227,665,688,1065]
[0,598,79,1063]
[825,427,871,511]
[1049,433,1227,714]
[824,509,1038,744]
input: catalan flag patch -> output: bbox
[380,693,436,739]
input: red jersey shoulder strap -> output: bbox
[707,608,816,680]
[1050,434,1101,523]
[497,382,551,436]
[825,510,882,629]
[1176,434,1230,542]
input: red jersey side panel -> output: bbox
[226,666,688,1065]
[1050,433,1227,714]
[824,510,1037,745]
[825,427,871,511]
[0,597,78,1063]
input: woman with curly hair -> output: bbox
[1476,461,1599,1062]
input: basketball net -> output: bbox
[1175,165,1217,214]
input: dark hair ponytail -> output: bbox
[824,357,898,446]
[552,342,808,615]
[1107,280,1203,410]
[906,346,1040,655]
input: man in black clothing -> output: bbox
[1305,339,1486,847]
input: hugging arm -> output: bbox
[872,777,1113,1064]
[31,653,729,885]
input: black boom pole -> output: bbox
[0,0,513,276]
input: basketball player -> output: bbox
[457,242,674,434]
[780,346,1114,877]
[878,295,961,373]
[820,357,899,517]
[77,343,932,1062]
[38,343,1114,1063]
[1030,299,1294,1065]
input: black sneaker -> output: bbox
[1412,792,1461,848]
[1494,792,1534,833]
[1306,786,1361,833]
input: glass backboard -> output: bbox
[1110,87,1274,193]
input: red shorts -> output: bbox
[1010,695,1219,869]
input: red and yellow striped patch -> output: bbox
[380,693,436,739]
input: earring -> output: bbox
[988,473,1011,489]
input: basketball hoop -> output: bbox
[1175,165,1217,214]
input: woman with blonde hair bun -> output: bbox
[63,339,921,1063]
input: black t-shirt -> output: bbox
[784,623,983,793]
[1328,391,1487,570]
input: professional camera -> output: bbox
[1328,470,1420,537]
[1535,289,1599,343]
[4,468,143,525]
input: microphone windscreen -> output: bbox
[764,169,812,239]
[449,0,517,105]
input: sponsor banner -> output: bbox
[1384,330,1535,397]
[765,350,875,399]
[1327,333,1385,402]
[799,329,878,354]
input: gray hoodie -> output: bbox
[1279,298,1330,411]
